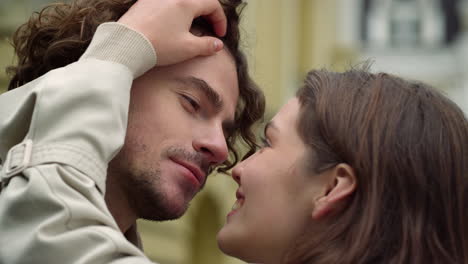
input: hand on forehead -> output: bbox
[118,0,227,66]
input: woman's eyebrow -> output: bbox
[264,121,278,136]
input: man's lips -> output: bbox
[170,158,206,185]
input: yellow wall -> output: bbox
[244,0,349,115]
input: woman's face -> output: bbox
[217,98,329,264]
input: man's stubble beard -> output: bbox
[109,146,193,222]
[126,166,191,221]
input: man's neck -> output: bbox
[104,173,137,234]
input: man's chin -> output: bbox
[139,199,191,221]
[143,211,184,222]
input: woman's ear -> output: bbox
[312,163,356,220]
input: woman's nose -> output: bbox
[231,162,243,184]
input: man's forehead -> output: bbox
[154,48,239,117]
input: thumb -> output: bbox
[186,35,224,57]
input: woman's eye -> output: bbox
[181,94,200,112]
[259,136,271,148]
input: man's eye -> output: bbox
[181,94,200,112]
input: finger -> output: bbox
[204,7,227,37]
[187,35,224,57]
[195,1,227,37]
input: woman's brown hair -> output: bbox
[6,0,265,173]
[288,69,468,263]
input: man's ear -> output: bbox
[312,163,356,220]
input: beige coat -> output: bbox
[0,23,158,264]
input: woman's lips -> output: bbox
[231,198,244,211]
[227,189,245,218]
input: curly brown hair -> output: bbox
[6,0,265,172]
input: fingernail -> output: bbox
[214,40,222,50]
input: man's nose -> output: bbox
[193,126,229,166]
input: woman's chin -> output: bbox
[216,227,231,254]
[217,227,242,258]
[217,227,261,263]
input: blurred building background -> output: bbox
[1,0,467,263]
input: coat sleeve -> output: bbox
[0,23,158,264]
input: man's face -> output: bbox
[109,49,239,221]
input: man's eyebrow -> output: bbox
[175,76,223,111]
[175,76,236,138]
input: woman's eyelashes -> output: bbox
[180,94,200,113]
[259,135,271,148]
